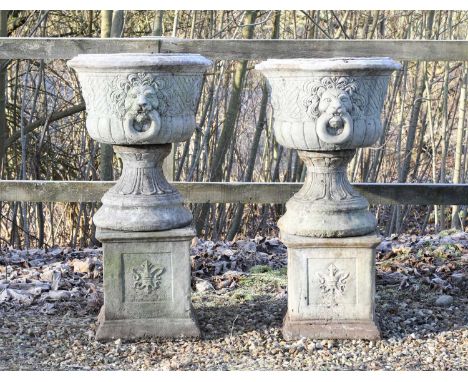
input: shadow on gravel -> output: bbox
[194,283,466,342]
[193,294,287,340]
[375,283,466,341]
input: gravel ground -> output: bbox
[0,232,467,370]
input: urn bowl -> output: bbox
[68,53,212,145]
[255,57,401,151]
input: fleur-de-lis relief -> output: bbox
[317,263,350,307]
[132,260,165,294]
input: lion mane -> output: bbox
[302,76,366,119]
[109,73,166,119]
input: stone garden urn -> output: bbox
[256,57,401,238]
[68,54,212,231]
[256,58,401,340]
[68,54,211,340]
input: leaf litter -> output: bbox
[0,231,466,370]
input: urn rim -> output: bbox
[255,57,401,73]
[67,53,212,72]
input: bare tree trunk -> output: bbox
[101,10,112,36]
[176,78,213,180]
[368,10,380,39]
[226,80,269,240]
[188,73,219,181]
[87,11,94,36]
[111,10,124,37]
[437,61,451,230]
[387,81,408,235]
[189,11,197,39]
[195,11,258,235]
[0,11,7,246]
[20,62,31,248]
[399,13,434,182]
[437,12,453,230]
[367,63,405,182]
[33,15,48,248]
[209,11,257,183]
[399,68,427,183]
[0,11,7,173]
[172,11,179,37]
[152,11,164,36]
[99,10,114,181]
[451,63,467,228]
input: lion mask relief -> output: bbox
[303,77,365,145]
[110,73,165,141]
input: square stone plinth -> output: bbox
[281,233,381,340]
[95,227,200,341]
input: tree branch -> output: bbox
[4,103,85,149]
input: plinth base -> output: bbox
[96,307,200,341]
[95,226,199,341]
[281,233,381,340]
[282,314,380,340]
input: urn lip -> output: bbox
[255,57,401,73]
[67,53,212,72]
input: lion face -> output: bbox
[124,84,160,132]
[318,88,352,116]
[110,73,164,138]
[302,77,364,144]
[317,88,353,133]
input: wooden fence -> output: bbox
[0,38,467,61]
[1,37,468,206]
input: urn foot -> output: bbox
[94,144,192,231]
[279,150,376,237]
[93,196,192,232]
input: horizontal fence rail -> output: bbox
[1,39,467,211]
[0,38,467,61]
[1,181,468,205]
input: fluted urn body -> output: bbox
[256,58,400,237]
[68,54,211,231]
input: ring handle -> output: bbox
[123,110,161,143]
[316,113,353,145]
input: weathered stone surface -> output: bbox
[278,149,376,237]
[282,317,380,340]
[67,54,212,145]
[92,144,192,231]
[95,227,200,341]
[256,57,400,238]
[281,233,381,340]
[68,53,211,231]
[255,57,401,152]
[434,295,454,307]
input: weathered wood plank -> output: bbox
[0,38,160,60]
[0,38,467,61]
[1,180,468,205]
[159,39,468,61]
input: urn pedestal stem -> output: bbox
[279,149,376,238]
[93,144,192,232]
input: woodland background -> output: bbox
[0,10,467,249]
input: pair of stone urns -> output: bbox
[68,54,400,341]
